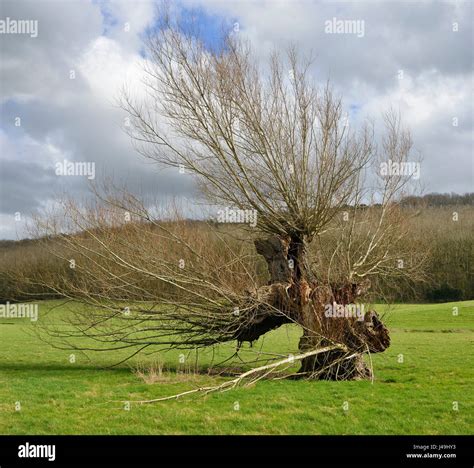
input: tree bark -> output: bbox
[245,235,391,380]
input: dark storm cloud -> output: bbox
[0,158,55,213]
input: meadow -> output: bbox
[0,300,472,435]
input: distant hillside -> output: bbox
[401,192,474,207]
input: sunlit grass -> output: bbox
[0,300,472,434]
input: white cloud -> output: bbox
[78,36,146,104]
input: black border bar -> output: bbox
[0,435,472,467]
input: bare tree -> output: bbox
[30,7,426,383]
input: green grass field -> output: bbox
[0,300,473,434]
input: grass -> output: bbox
[0,300,473,434]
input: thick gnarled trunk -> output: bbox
[238,235,391,380]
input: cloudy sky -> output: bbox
[0,0,472,239]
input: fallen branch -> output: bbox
[131,344,347,404]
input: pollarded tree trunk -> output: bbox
[234,235,313,344]
[245,235,391,380]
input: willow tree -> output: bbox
[32,9,424,384]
